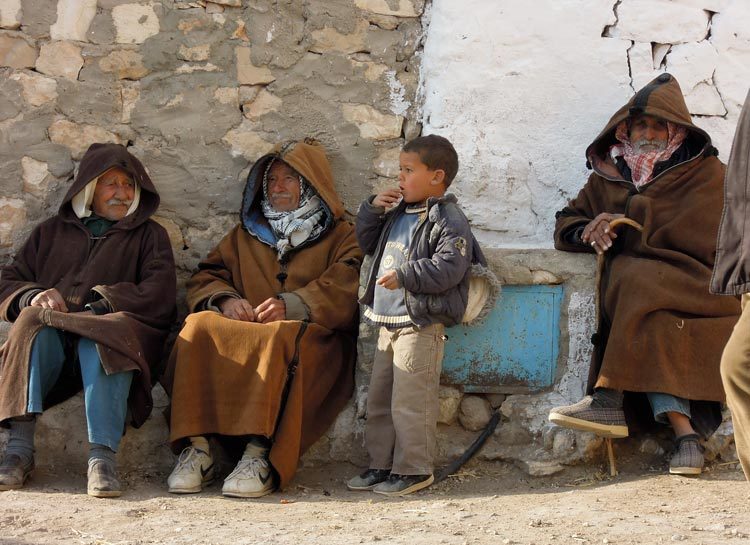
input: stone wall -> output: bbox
[0,0,427,469]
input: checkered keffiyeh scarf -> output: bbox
[609,120,688,187]
[261,159,327,259]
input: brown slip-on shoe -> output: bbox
[0,454,34,491]
[87,459,122,498]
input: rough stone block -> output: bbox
[310,20,368,54]
[152,215,185,250]
[612,0,709,44]
[0,198,27,247]
[99,49,149,80]
[10,71,57,107]
[666,41,718,91]
[210,0,241,6]
[486,393,506,409]
[205,2,225,14]
[438,385,462,425]
[21,155,52,197]
[23,141,74,178]
[242,89,282,120]
[35,41,84,81]
[178,43,211,62]
[235,46,275,85]
[0,0,21,29]
[373,146,400,177]
[342,103,403,141]
[50,0,97,41]
[120,82,140,123]
[685,82,727,116]
[48,119,123,160]
[515,459,565,477]
[214,86,238,106]
[0,35,37,69]
[112,3,160,44]
[355,0,419,17]
[34,388,174,472]
[222,121,274,160]
[458,395,492,431]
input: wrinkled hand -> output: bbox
[372,188,402,210]
[219,297,256,322]
[581,213,625,255]
[376,270,401,290]
[255,297,286,324]
[30,288,69,312]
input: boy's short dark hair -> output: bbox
[403,134,459,187]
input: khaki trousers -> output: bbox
[365,324,445,475]
[720,293,750,480]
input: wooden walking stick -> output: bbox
[595,217,644,477]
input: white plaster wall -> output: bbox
[420,0,750,248]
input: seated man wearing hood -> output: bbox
[0,143,177,497]
[165,139,362,498]
[548,74,741,475]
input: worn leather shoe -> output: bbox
[87,459,122,498]
[0,454,34,491]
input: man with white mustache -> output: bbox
[548,74,740,476]
[0,143,176,497]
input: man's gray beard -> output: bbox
[106,198,133,206]
[632,139,667,154]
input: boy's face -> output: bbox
[398,151,445,203]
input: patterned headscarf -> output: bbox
[261,158,327,259]
[609,119,688,188]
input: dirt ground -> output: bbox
[2,446,749,545]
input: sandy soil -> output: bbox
[2,448,749,545]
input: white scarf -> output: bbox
[261,160,327,259]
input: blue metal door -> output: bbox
[442,284,563,393]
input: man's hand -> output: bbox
[30,288,69,312]
[377,270,401,290]
[581,213,625,255]
[218,297,256,322]
[372,188,402,210]
[255,297,286,324]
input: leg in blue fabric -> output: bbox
[1,327,66,490]
[27,327,67,414]
[77,337,134,497]
[646,392,703,475]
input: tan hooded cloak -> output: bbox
[0,143,177,428]
[165,140,362,489]
[554,74,740,428]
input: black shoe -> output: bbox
[373,473,434,497]
[346,468,390,491]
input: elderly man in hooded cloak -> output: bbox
[165,139,362,498]
[548,74,741,475]
[0,143,176,497]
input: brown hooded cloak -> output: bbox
[0,143,177,428]
[554,74,740,431]
[165,139,362,489]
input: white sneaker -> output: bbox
[222,452,275,498]
[167,446,214,494]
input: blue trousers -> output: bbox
[27,327,134,451]
[646,392,691,425]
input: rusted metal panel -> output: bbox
[442,285,562,393]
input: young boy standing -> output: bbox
[348,135,495,496]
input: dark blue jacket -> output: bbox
[357,193,491,328]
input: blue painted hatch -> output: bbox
[442,284,563,393]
